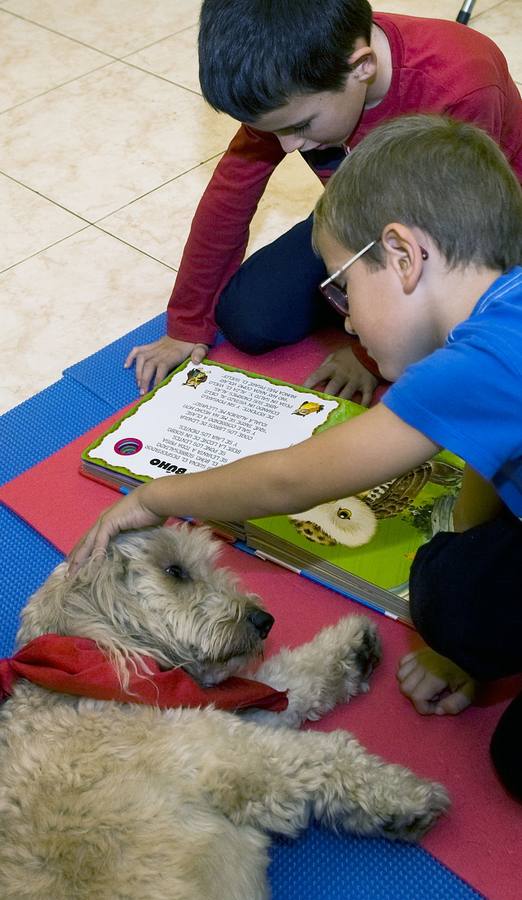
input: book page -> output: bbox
[85,362,342,479]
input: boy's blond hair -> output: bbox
[313,115,522,272]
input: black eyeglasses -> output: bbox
[319,240,429,316]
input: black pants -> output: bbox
[215,214,339,353]
[410,513,522,799]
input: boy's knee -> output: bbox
[409,532,461,654]
[214,294,286,354]
[490,692,522,801]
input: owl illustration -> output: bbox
[289,460,461,548]
[290,496,377,548]
[183,368,208,389]
[292,401,324,416]
[360,460,461,519]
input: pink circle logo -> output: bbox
[114,438,143,456]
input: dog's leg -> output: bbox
[249,615,381,728]
[199,718,448,842]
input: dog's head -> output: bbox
[18,525,274,686]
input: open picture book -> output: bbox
[81,359,463,624]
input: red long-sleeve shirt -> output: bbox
[167,13,522,350]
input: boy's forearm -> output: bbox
[141,445,319,524]
[140,404,439,525]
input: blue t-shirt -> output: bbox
[383,267,522,516]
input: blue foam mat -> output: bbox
[0,504,63,657]
[63,312,167,407]
[0,319,485,900]
[64,312,225,408]
[270,826,484,900]
[0,378,111,486]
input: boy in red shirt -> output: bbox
[125,1,522,399]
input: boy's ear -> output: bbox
[380,223,426,294]
[347,43,376,83]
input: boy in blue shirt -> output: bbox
[72,116,522,800]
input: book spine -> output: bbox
[251,549,411,626]
[79,468,130,495]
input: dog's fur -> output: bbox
[0,525,449,900]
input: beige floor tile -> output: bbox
[0,228,176,414]
[1,175,87,271]
[99,150,323,269]
[372,0,500,18]
[246,153,324,257]
[0,62,237,221]
[0,10,110,113]
[1,0,200,57]
[472,1,522,84]
[126,25,200,94]
[1,0,519,415]
[99,156,222,269]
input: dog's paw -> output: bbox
[322,616,381,702]
[358,766,450,841]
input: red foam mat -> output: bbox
[1,333,521,900]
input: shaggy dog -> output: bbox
[0,525,448,900]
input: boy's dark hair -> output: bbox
[313,115,522,272]
[199,0,373,122]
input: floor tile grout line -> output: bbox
[0,224,91,275]
[0,5,516,119]
[93,152,226,224]
[118,60,203,98]
[0,8,121,58]
[0,61,116,117]
[2,148,226,259]
[470,0,517,21]
[0,215,179,277]
[90,224,178,272]
[119,19,198,60]
[0,171,94,223]
[0,6,199,60]
[0,56,205,120]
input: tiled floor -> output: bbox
[1,0,520,414]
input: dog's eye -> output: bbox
[164,564,190,580]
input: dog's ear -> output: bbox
[17,562,75,644]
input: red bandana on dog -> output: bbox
[0,634,288,712]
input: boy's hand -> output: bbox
[124,336,208,395]
[397,647,476,716]
[67,487,165,577]
[303,346,378,406]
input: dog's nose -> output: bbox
[247,610,274,639]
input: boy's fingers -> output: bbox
[68,531,97,577]
[191,343,208,364]
[359,383,375,407]
[68,518,116,577]
[124,345,142,368]
[435,689,473,716]
[324,375,348,397]
[302,371,322,388]
[138,360,157,395]
[153,363,170,388]
[399,650,420,665]
[303,360,334,388]
[338,379,360,401]
[397,666,425,698]
[396,654,420,679]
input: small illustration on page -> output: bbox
[292,401,324,416]
[183,368,208,389]
[289,460,462,549]
[113,438,143,456]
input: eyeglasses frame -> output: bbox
[319,240,429,317]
